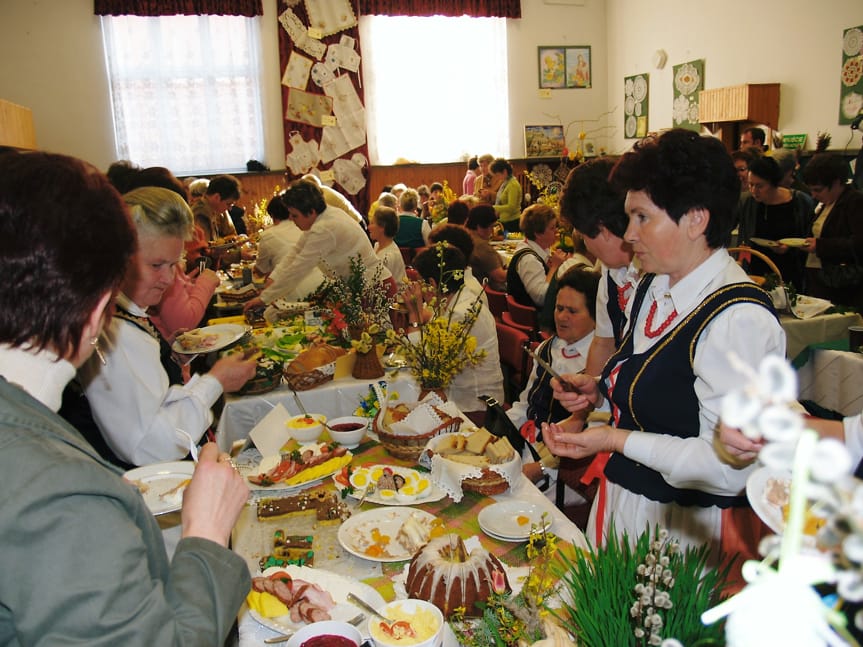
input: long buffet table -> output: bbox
[223,396,589,646]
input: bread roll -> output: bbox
[285,344,346,374]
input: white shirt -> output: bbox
[255,219,302,275]
[374,241,406,284]
[79,295,223,466]
[262,206,391,304]
[0,345,74,412]
[594,260,640,339]
[845,414,863,468]
[514,239,550,307]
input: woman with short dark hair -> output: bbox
[488,157,522,232]
[0,151,250,645]
[370,205,406,283]
[544,129,785,559]
[737,155,814,289]
[506,203,569,308]
[801,153,863,309]
[465,204,507,291]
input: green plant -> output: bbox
[550,525,730,647]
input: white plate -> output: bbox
[749,237,779,249]
[478,501,550,540]
[746,466,791,534]
[250,565,384,639]
[332,465,447,506]
[172,323,250,354]
[778,237,807,248]
[338,507,439,562]
[124,461,195,515]
[236,447,352,494]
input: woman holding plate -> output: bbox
[73,186,256,467]
[541,129,785,560]
[0,151,249,646]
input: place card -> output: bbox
[249,403,292,457]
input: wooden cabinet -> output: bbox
[0,99,36,149]
[699,83,780,129]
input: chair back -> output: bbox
[399,246,416,267]
[501,311,535,340]
[405,266,420,282]
[728,246,783,286]
[505,293,539,339]
[495,321,531,404]
[483,284,508,320]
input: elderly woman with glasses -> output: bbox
[0,151,250,645]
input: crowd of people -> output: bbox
[1,129,861,642]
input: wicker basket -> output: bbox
[283,368,333,391]
[374,411,463,461]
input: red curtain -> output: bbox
[358,0,520,17]
[94,0,262,16]
[277,1,370,216]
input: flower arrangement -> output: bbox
[552,524,729,647]
[385,243,487,390]
[702,353,863,645]
[310,255,392,349]
[450,517,567,646]
[246,185,280,236]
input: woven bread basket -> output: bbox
[283,368,333,391]
[374,411,463,461]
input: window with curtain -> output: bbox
[101,14,265,175]
[359,15,509,165]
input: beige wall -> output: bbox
[605,0,863,154]
[1,0,860,170]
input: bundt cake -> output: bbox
[404,533,510,617]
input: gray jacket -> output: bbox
[0,377,249,646]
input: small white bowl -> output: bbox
[285,619,362,647]
[285,414,326,443]
[326,416,369,449]
[368,599,445,647]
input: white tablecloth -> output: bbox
[216,375,420,451]
[781,312,863,361]
[797,348,863,417]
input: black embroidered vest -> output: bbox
[606,270,629,347]
[525,337,572,436]
[506,247,546,308]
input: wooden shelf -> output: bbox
[699,83,780,129]
[0,99,36,149]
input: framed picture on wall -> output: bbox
[565,46,591,88]
[538,46,592,89]
[538,47,566,89]
[525,124,566,158]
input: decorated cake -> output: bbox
[257,491,349,523]
[404,533,510,617]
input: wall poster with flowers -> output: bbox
[839,25,863,125]
[672,59,704,132]
[624,73,649,139]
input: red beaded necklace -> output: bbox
[616,281,632,311]
[644,300,678,338]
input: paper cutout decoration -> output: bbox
[326,35,361,73]
[324,74,364,118]
[285,88,334,128]
[279,8,326,60]
[282,51,313,89]
[332,157,366,195]
[310,61,336,88]
[319,125,352,164]
[304,0,357,38]
[285,131,320,175]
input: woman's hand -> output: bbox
[181,443,249,546]
[802,237,817,254]
[541,421,626,459]
[551,374,601,411]
[208,351,258,392]
[243,296,265,312]
[715,422,764,466]
[547,248,570,273]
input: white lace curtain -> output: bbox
[358,15,510,164]
[101,14,265,174]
